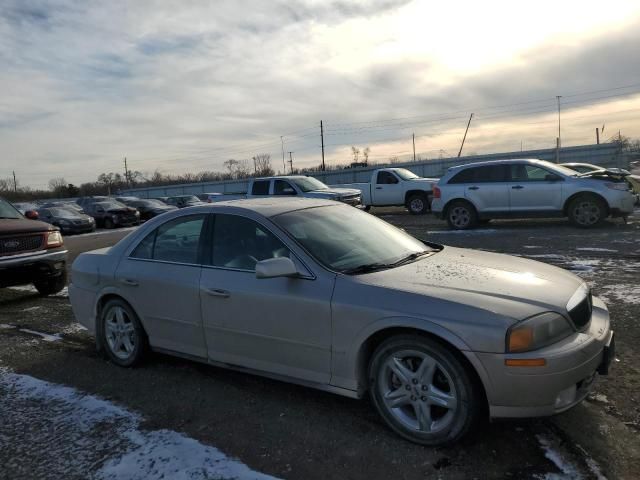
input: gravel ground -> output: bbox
[1,211,639,479]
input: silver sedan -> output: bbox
[69,198,614,445]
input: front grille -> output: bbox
[568,291,592,330]
[0,235,44,256]
[341,194,362,205]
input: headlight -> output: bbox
[605,182,629,191]
[45,231,63,248]
[112,214,119,221]
[134,211,140,217]
[506,312,573,353]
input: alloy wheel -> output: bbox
[104,305,137,360]
[572,201,601,226]
[410,198,424,213]
[377,350,458,433]
[449,206,470,228]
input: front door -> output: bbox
[200,213,334,384]
[374,171,403,205]
[116,214,208,357]
[508,164,564,212]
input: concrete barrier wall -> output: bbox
[122,143,630,198]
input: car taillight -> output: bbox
[433,186,441,199]
[45,231,63,248]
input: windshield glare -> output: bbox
[394,168,419,180]
[50,208,81,218]
[539,161,581,177]
[291,177,329,192]
[274,205,431,273]
[0,199,23,219]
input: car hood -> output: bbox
[0,218,55,234]
[406,177,439,184]
[355,246,583,319]
[308,188,361,197]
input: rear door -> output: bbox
[374,171,403,205]
[508,164,564,212]
[449,165,510,213]
[115,214,208,357]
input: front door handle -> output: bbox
[204,288,230,298]
[511,185,524,190]
[468,186,479,190]
[119,278,139,287]
[375,186,383,190]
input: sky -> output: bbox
[1,0,640,189]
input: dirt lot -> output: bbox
[1,211,639,479]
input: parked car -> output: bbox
[36,207,96,235]
[331,168,438,214]
[12,202,39,215]
[561,163,640,205]
[83,201,140,228]
[39,201,86,214]
[0,197,67,295]
[431,159,636,229]
[208,176,362,207]
[118,198,177,221]
[165,195,206,208]
[77,196,109,210]
[69,198,614,446]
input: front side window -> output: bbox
[211,214,289,271]
[290,177,328,192]
[511,164,556,182]
[131,214,206,264]
[377,171,399,185]
[274,180,297,196]
[394,169,419,180]
[252,180,270,195]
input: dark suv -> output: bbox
[83,201,140,228]
[0,198,68,295]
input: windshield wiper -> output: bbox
[389,250,433,267]
[342,263,394,275]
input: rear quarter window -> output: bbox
[252,181,270,195]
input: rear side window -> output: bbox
[448,165,508,184]
[252,181,270,195]
[131,214,206,264]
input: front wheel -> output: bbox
[568,195,606,228]
[407,194,429,215]
[100,299,148,367]
[369,335,480,446]
[34,270,67,296]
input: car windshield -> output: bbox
[49,208,81,219]
[290,177,329,192]
[138,199,166,208]
[96,201,126,210]
[0,198,23,219]
[273,205,434,273]
[539,161,582,177]
[394,169,419,180]
[179,196,201,203]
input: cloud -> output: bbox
[0,0,639,188]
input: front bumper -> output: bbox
[0,249,68,287]
[469,295,613,418]
[607,191,636,215]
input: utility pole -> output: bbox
[556,95,562,163]
[412,133,416,162]
[596,128,600,145]
[457,113,473,158]
[123,157,130,188]
[320,120,326,171]
[280,136,286,174]
[12,171,17,192]
[288,151,294,174]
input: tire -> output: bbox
[368,334,480,446]
[103,217,114,229]
[568,195,606,228]
[446,200,478,230]
[34,270,67,296]
[363,206,372,212]
[100,298,148,367]
[407,194,429,215]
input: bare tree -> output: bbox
[351,146,360,162]
[388,156,399,164]
[362,147,370,164]
[252,153,274,176]
[224,159,239,176]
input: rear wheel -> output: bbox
[446,200,478,230]
[369,335,480,446]
[104,217,114,229]
[568,195,606,228]
[100,299,148,367]
[407,194,429,215]
[34,270,67,296]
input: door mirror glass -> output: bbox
[256,257,299,279]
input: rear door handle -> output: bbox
[119,278,139,286]
[468,186,479,190]
[511,185,524,190]
[203,288,230,298]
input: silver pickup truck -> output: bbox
[208,176,362,206]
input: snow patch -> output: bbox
[536,435,584,479]
[523,245,542,249]
[596,284,640,305]
[0,370,277,479]
[19,328,62,342]
[23,306,42,312]
[60,323,88,334]
[566,259,601,273]
[8,285,68,297]
[0,323,15,329]
[576,247,618,253]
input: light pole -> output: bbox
[556,95,562,163]
[280,136,286,174]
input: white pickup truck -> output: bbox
[208,176,363,206]
[331,168,438,214]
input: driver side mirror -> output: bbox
[25,210,39,220]
[256,257,300,279]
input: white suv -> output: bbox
[431,159,636,229]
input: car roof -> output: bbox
[253,175,311,181]
[447,158,548,171]
[187,197,340,217]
